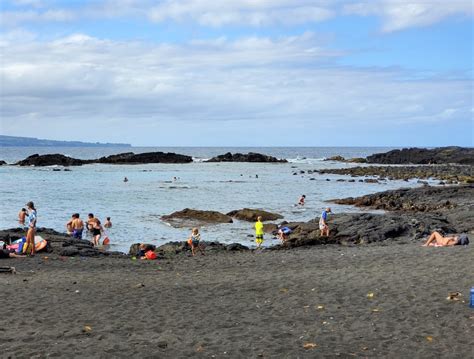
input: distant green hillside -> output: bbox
[0,135,131,147]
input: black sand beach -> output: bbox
[1,242,473,358]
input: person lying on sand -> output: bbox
[0,249,26,259]
[422,231,460,247]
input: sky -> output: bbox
[0,0,473,147]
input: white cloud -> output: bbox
[0,9,75,26]
[148,1,335,26]
[345,0,473,32]
[1,0,472,31]
[0,31,471,145]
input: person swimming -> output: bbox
[298,195,306,206]
[104,217,112,228]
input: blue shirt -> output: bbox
[321,211,328,221]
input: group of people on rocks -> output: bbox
[253,194,333,249]
[66,213,112,246]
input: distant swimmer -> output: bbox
[124,177,129,182]
[254,216,264,249]
[104,217,112,228]
[18,208,27,228]
[298,195,306,206]
[71,213,84,239]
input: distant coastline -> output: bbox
[0,135,131,148]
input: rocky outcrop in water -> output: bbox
[161,208,233,228]
[324,156,366,163]
[332,185,473,212]
[317,165,474,183]
[96,152,192,164]
[14,152,193,166]
[227,208,283,222]
[366,147,474,165]
[0,160,7,166]
[15,154,87,166]
[206,152,287,163]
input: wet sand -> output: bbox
[1,242,473,358]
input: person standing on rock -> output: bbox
[319,207,332,237]
[187,228,205,256]
[25,201,37,256]
[72,213,84,239]
[255,216,264,248]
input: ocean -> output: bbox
[0,146,423,252]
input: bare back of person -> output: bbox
[72,218,84,230]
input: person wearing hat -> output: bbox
[319,207,332,237]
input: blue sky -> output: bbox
[0,0,472,146]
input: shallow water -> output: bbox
[0,146,423,251]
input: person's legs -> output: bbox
[26,227,36,255]
[423,231,443,246]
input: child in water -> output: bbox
[298,195,306,206]
[187,228,205,256]
[255,216,264,249]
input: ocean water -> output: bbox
[0,146,423,252]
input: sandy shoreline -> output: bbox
[1,242,473,358]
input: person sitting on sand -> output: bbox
[187,228,205,256]
[104,217,112,228]
[71,213,84,239]
[422,231,460,247]
[319,207,332,237]
[18,208,27,228]
[278,226,292,243]
[91,220,103,247]
[298,195,306,206]
[255,216,264,249]
[137,243,156,259]
[0,248,26,259]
